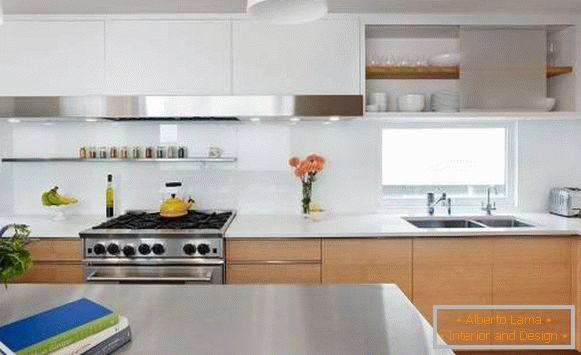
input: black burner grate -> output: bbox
[93,211,233,230]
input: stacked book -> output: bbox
[0,298,131,355]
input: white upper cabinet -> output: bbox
[232,20,361,95]
[0,21,105,96]
[105,20,232,95]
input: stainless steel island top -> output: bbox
[0,284,452,355]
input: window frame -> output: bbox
[379,121,517,211]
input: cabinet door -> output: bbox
[106,20,231,95]
[233,20,360,94]
[322,239,412,298]
[414,238,494,322]
[0,21,105,95]
[492,237,572,305]
[13,263,83,284]
[227,264,321,284]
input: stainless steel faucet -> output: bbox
[481,186,498,215]
[427,191,452,216]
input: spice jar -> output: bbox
[132,146,141,159]
[79,147,87,159]
[88,147,97,159]
[178,146,187,159]
[156,146,166,159]
[99,147,108,159]
[110,147,118,159]
[167,146,177,159]
[120,146,129,159]
[145,147,153,159]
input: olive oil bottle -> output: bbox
[106,174,114,218]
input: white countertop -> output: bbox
[2,212,581,240]
[0,215,103,238]
[225,212,581,238]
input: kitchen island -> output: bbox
[0,284,451,355]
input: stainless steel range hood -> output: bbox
[0,95,363,121]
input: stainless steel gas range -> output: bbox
[79,210,235,284]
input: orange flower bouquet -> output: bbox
[288,154,325,216]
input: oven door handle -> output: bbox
[86,270,213,283]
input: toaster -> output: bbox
[549,187,581,217]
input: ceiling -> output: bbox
[4,0,581,15]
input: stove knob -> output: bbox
[138,244,151,255]
[93,243,106,255]
[183,243,196,255]
[123,245,136,257]
[152,243,165,255]
[197,243,210,255]
[107,243,120,255]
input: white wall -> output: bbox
[517,120,581,211]
[0,123,14,214]
[4,121,378,216]
[2,119,581,216]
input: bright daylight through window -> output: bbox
[382,126,513,202]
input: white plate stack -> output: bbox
[367,92,388,112]
[431,91,460,112]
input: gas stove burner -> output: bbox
[93,210,234,230]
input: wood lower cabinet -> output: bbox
[227,264,321,284]
[14,263,83,284]
[492,237,572,305]
[574,239,581,351]
[321,239,412,298]
[414,238,494,322]
[226,239,322,284]
[11,239,83,284]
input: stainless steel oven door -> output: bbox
[85,265,223,284]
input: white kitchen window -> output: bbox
[381,123,516,206]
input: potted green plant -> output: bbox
[0,224,32,285]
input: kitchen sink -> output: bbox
[404,218,484,229]
[404,216,535,229]
[473,218,534,228]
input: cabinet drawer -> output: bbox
[322,239,413,298]
[26,239,82,262]
[226,240,321,262]
[226,264,321,284]
[13,263,83,284]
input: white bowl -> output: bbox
[543,98,556,111]
[398,94,425,112]
[366,104,379,112]
[428,53,460,66]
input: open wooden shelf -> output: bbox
[366,65,573,80]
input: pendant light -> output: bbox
[246,0,328,24]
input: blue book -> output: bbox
[0,298,119,355]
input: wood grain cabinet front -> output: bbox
[492,237,573,305]
[226,239,322,284]
[321,239,413,298]
[226,264,321,284]
[413,238,494,322]
[11,239,83,284]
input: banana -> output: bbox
[41,187,78,206]
[41,191,52,206]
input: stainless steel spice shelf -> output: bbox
[1,157,238,163]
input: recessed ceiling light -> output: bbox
[85,118,98,122]
[289,117,300,122]
[7,118,21,124]
[329,116,340,122]
[249,117,261,122]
